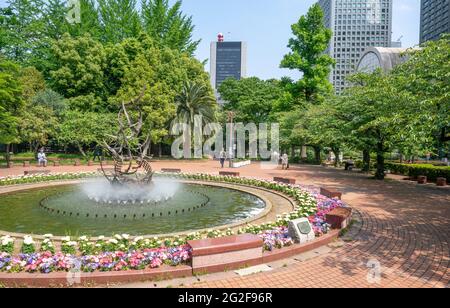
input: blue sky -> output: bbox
[0,0,421,79]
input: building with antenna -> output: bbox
[210,33,247,90]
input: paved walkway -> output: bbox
[1,161,449,288]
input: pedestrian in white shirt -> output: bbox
[37,148,47,167]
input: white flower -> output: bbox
[97,236,105,240]
[79,236,88,241]
[23,236,34,245]
[43,234,53,238]
[114,234,122,240]
[1,235,14,246]
[108,239,118,245]
[121,234,130,240]
[61,236,71,242]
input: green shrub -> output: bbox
[385,163,450,182]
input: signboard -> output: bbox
[288,218,315,244]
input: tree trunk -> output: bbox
[77,144,87,157]
[5,144,11,168]
[158,143,162,158]
[291,146,295,158]
[332,148,340,167]
[362,149,371,172]
[375,142,385,180]
[301,145,307,159]
[313,146,321,165]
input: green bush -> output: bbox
[385,162,450,182]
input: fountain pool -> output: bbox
[0,178,266,236]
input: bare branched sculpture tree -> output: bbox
[100,87,154,185]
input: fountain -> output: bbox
[0,89,267,236]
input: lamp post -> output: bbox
[227,111,235,168]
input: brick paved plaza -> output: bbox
[2,160,448,288]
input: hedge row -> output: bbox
[385,163,450,182]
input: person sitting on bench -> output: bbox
[37,148,48,167]
[345,157,354,171]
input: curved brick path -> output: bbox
[1,161,449,288]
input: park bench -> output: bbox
[273,177,296,185]
[219,171,240,177]
[188,234,263,274]
[326,207,352,229]
[24,170,51,176]
[320,187,342,200]
[161,168,182,173]
[22,161,30,167]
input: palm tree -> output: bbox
[172,81,217,157]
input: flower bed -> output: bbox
[0,172,347,274]
[0,172,97,186]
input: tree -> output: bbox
[19,105,58,152]
[0,0,44,64]
[339,71,412,179]
[280,3,334,103]
[50,33,107,110]
[32,89,67,116]
[392,35,450,158]
[109,34,212,145]
[219,77,284,124]
[19,66,45,102]
[304,98,347,166]
[58,111,117,156]
[141,0,200,55]
[97,0,141,44]
[0,58,24,165]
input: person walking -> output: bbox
[219,149,227,168]
[281,153,289,170]
[93,145,103,162]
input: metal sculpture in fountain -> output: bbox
[100,87,153,185]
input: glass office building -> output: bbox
[420,0,450,43]
[210,40,247,90]
[318,0,393,93]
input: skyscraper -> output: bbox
[318,0,393,93]
[420,0,450,44]
[210,34,247,90]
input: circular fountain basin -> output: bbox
[0,180,266,236]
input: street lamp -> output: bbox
[227,111,236,168]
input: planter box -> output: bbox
[436,177,447,187]
[231,160,251,168]
[161,168,182,173]
[326,207,352,229]
[24,170,51,175]
[273,177,296,185]
[219,171,240,177]
[87,160,94,166]
[73,159,81,166]
[320,187,342,200]
[188,234,263,274]
[417,175,427,184]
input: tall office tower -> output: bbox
[318,0,393,93]
[420,0,450,43]
[210,34,247,90]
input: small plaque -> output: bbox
[297,221,312,235]
[288,218,315,244]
